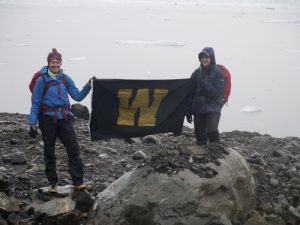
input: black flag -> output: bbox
[90,78,192,140]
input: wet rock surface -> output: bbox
[0,112,300,224]
[88,146,256,225]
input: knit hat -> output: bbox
[47,48,62,64]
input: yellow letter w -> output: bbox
[117,89,168,126]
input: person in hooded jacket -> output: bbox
[29,48,93,193]
[186,47,224,145]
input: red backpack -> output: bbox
[29,71,42,93]
[218,64,231,105]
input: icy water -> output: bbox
[0,0,300,137]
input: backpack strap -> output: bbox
[39,73,70,122]
[40,104,70,123]
[42,73,69,98]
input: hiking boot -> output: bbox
[74,183,88,190]
[48,184,57,193]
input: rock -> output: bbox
[132,150,148,160]
[265,214,285,225]
[7,212,21,225]
[71,103,90,120]
[34,212,78,225]
[0,172,10,195]
[243,210,269,225]
[286,168,299,178]
[71,189,94,213]
[98,153,109,159]
[124,137,142,144]
[2,113,300,225]
[289,205,300,218]
[259,202,273,214]
[33,185,72,202]
[83,148,99,154]
[9,139,23,145]
[281,206,300,225]
[33,198,76,225]
[0,168,7,172]
[88,147,256,225]
[101,147,118,154]
[270,178,279,187]
[0,216,8,225]
[142,135,161,144]
[205,213,233,225]
[252,136,275,147]
[0,192,20,215]
[2,151,27,165]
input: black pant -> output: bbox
[194,112,221,145]
[39,115,83,185]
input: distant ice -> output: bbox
[67,57,87,61]
[29,19,41,22]
[148,13,169,21]
[0,62,5,66]
[262,19,300,24]
[19,43,32,47]
[241,105,262,113]
[115,40,186,47]
[286,49,300,53]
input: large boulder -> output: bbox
[87,145,256,225]
[70,103,90,120]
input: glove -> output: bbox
[88,76,97,86]
[29,125,38,138]
[186,114,193,123]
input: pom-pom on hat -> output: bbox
[47,48,62,64]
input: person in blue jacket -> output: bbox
[29,48,92,192]
[186,47,224,146]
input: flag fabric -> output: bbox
[90,78,192,140]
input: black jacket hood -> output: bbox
[198,47,216,65]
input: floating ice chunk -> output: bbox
[286,49,300,53]
[148,13,169,21]
[155,40,185,46]
[67,57,87,61]
[241,105,262,113]
[115,40,185,47]
[29,19,41,22]
[19,43,32,47]
[262,19,300,24]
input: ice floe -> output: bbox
[148,13,169,21]
[67,57,87,61]
[19,43,32,47]
[241,105,262,113]
[286,49,300,53]
[262,19,300,24]
[115,40,185,47]
[29,19,41,22]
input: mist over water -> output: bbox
[0,0,299,137]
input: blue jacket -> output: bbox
[29,66,91,125]
[188,47,224,114]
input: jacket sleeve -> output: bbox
[200,69,224,99]
[66,75,91,101]
[29,77,44,125]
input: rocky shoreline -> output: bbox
[1,112,300,225]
